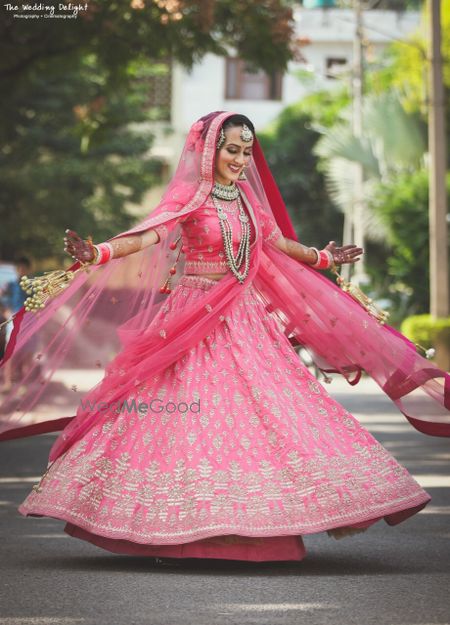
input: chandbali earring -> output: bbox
[216,128,226,151]
[238,168,247,180]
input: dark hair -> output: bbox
[222,114,256,135]
[15,256,31,268]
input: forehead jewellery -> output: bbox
[216,124,254,150]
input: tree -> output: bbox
[0,1,298,80]
[0,54,164,262]
[0,0,299,264]
[258,89,350,246]
[313,90,426,245]
[368,170,450,316]
[367,0,450,147]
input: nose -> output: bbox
[233,153,245,165]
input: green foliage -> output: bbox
[0,1,297,79]
[258,89,350,245]
[313,91,426,247]
[366,0,450,144]
[401,314,450,350]
[367,170,450,315]
[0,54,164,263]
[0,0,298,265]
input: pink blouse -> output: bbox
[153,196,283,275]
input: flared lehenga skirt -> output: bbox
[19,274,431,562]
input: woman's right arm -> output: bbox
[105,229,160,259]
[64,228,160,263]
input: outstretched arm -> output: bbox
[256,207,362,268]
[272,235,363,267]
[64,228,160,263]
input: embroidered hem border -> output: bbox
[19,491,429,545]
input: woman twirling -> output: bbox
[1,111,448,563]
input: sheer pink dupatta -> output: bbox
[0,112,248,444]
[248,141,450,436]
[0,110,449,452]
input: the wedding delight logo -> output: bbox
[4,2,89,19]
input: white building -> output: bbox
[135,5,420,209]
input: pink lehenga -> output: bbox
[1,111,448,562]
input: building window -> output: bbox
[225,58,282,101]
[325,57,348,80]
[141,61,172,121]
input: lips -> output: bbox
[228,165,241,173]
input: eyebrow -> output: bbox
[225,143,253,149]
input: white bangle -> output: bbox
[310,247,321,268]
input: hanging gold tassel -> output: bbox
[16,235,100,313]
[331,268,438,359]
[331,266,390,325]
[0,256,94,331]
[19,262,92,313]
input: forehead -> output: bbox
[224,125,254,146]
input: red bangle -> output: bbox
[93,242,113,265]
[310,248,333,270]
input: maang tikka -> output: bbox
[216,124,254,150]
[240,124,253,142]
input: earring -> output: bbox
[216,128,226,151]
[238,168,247,180]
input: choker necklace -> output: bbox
[211,181,239,201]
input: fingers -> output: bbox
[64,229,91,261]
[329,242,363,251]
[65,229,79,237]
[334,245,363,254]
[332,250,363,264]
[345,249,364,257]
[64,230,83,245]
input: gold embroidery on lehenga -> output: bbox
[20,274,430,544]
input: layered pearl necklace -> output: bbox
[211,181,251,283]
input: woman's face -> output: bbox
[214,125,254,185]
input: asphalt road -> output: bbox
[0,375,449,625]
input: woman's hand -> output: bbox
[324,241,363,265]
[64,229,95,263]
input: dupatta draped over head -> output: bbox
[0,111,449,460]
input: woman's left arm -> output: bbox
[256,206,362,267]
[272,235,363,267]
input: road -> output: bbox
[0,375,449,625]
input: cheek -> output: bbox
[216,152,231,171]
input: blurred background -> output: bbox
[0,0,449,371]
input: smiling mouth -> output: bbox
[228,165,241,173]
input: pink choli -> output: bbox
[152,195,283,274]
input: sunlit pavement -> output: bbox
[0,374,449,625]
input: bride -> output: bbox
[1,111,447,562]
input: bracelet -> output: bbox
[310,247,333,270]
[91,242,114,265]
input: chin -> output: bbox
[225,174,240,184]
[215,170,240,185]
